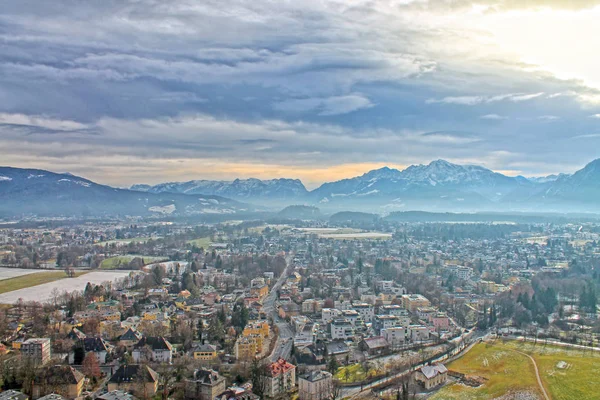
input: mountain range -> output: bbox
[2,158,600,218]
[132,159,600,212]
[0,167,248,218]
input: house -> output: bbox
[32,365,85,399]
[330,319,354,340]
[0,391,28,400]
[325,341,349,361]
[401,295,431,313]
[265,358,296,399]
[409,325,429,342]
[96,391,136,400]
[184,369,226,400]
[133,336,173,364]
[234,336,258,360]
[107,365,159,398]
[192,343,218,362]
[215,388,259,400]
[381,327,407,347]
[37,395,65,400]
[359,336,389,356]
[119,328,143,350]
[82,337,111,364]
[67,328,87,342]
[298,370,333,400]
[415,364,448,390]
[21,338,51,365]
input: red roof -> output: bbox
[269,358,296,377]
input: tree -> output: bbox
[327,356,339,374]
[250,358,267,397]
[82,353,101,380]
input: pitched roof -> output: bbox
[97,391,137,400]
[191,369,224,385]
[68,328,87,341]
[420,364,448,380]
[134,336,172,351]
[37,395,66,400]
[108,365,159,384]
[120,328,143,341]
[361,336,389,349]
[268,358,296,377]
[83,337,110,353]
[300,370,332,383]
[0,391,28,400]
[34,365,85,385]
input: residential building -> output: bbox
[107,365,159,398]
[184,369,226,400]
[265,358,296,399]
[401,294,431,313]
[132,336,173,364]
[192,343,218,362]
[21,338,51,365]
[415,364,448,390]
[32,365,84,400]
[298,370,333,400]
[330,319,354,340]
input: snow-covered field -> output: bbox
[0,267,46,281]
[0,270,131,304]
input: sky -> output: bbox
[2,0,600,189]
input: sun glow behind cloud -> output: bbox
[479,6,600,88]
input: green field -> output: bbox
[0,271,88,294]
[335,364,368,383]
[504,340,600,400]
[432,340,600,400]
[187,237,212,248]
[100,255,165,269]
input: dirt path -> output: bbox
[513,349,550,400]
[487,341,551,400]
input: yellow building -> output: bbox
[242,320,270,338]
[193,343,218,361]
[250,284,269,300]
[234,336,258,360]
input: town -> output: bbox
[0,216,598,400]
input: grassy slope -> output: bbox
[433,340,600,400]
[0,271,88,294]
[430,342,539,400]
[100,255,164,269]
[504,341,600,400]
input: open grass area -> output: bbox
[0,271,88,295]
[430,342,540,400]
[503,340,600,400]
[335,364,368,383]
[433,340,600,400]
[187,237,212,248]
[100,255,164,269]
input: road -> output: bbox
[263,254,294,362]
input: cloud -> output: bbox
[1,0,600,184]
[427,93,544,105]
[591,114,600,119]
[274,94,374,116]
[0,113,89,131]
[480,114,507,120]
